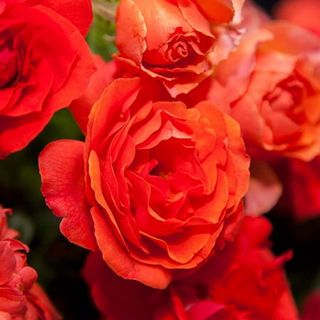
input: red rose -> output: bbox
[0,207,61,319]
[23,0,93,36]
[215,22,320,161]
[0,0,94,158]
[193,0,244,24]
[285,157,320,220]
[39,77,249,288]
[115,0,244,97]
[83,216,298,320]
[302,291,320,320]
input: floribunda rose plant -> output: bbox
[115,0,244,97]
[39,77,249,289]
[0,207,60,319]
[83,216,298,320]
[215,22,320,161]
[0,0,94,158]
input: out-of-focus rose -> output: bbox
[191,216,298,320]
[39,77,249,289]
[215,22,320,161]
[23,0,93,36]
[0,207,61,319]
[245,160,283,216]
[275,0,320,36]
[239,0,269,32]
[115,0,244,97]
[193,0,244,24]
[285,157,320,221]
[83,216,298,320]
[0,0,94,158]
[302,291,320,320]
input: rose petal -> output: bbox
[39,140,96,250]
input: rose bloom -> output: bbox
[283,157,320,221]
[39,77,249,288]
[0,0,94,158]
[275,0,320,36]
[83,216,298,320]
[239,0,269,32]
[115,0,244,97]
[215,22,320,161]
[0,207,60,319]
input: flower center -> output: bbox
[266,74,311,114]
[168,40,189,63]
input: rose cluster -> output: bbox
[1,0,320,318]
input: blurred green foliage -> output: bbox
[87,13,116,60]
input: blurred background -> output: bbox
[0,0,319,319]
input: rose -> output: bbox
[0,207,61,319]
[83,216,298,320]
[194,0,244,24]
[239,0,270,32]
[115,0,244,97]
[22,0,93,36]
[245,160,283,216]
[283,157,320,221]
[0,0,94,158]
[194,217,297,320]
[70,55,117,133]
[302,291,320,320]
[276,0,320,36]
[39,77,249,288]
[215,22,320,161]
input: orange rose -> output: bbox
[215,22,320,161]
[39,77,249,288]
[194,0,244,24]
[115,0,244,97]
[276,0,320,36]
